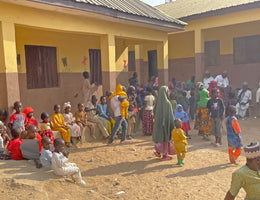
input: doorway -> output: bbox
[89,49,102,85]
[148,50,158,79]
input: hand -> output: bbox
[62,149,70,158]
[237,137,241,143]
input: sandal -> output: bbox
[154,152,161,158]
[120,140,129,144]
[107,141,116,146]
[161,156,172,161]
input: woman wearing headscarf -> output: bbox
[194,82,204,130]
[197,89,211,140]
[208,80,222,99]
[153,86,175,161]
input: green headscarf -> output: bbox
[152,86,175,143]
[197,89,210,108]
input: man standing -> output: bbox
[236,82,252,120]
[108,86,128,145]
[224,142,260,200]
[215,71,229,89]
[203,71,214,89]
[128,72,138,90]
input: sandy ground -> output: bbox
[0,118,260,200]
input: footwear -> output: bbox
[120,140,129,144]
[180,159,184,165]
[177,158,182,165]
[215,143,221,147]
[107,141,116,145]
[161,156,172,161]
[90,134,96,139]
[205,135,210,141]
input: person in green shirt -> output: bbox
[224,142,260,200]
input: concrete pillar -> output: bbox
[101,34,116,93]
[157,39,169,86]
[134,44,144,85]
[194,29,205,82]
[0,21,20,113]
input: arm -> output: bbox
[54,152,68,168]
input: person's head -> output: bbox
[91,95,97,105]
[222,71,227,78]
[78,103,84,112]
[211,88,219,99]
[133,72,138,78]
[42,137,52,150]
[23,107,34,119]
[146,87,152,95]
[182,91,187,97]
[54,138,65,153]
[106,91,112,98]
[191,76,195,82]
[245,142,260,171]
[242,82,248,90]
[205,71,210,78]
[41,112,50,122]
[82,71,89,79]
[26,125,38,139]
[54,104,61,113]
[174,119,182,129]
[122,86,126,92]
[0,109,8,122]
[211,80,217,88]
[63,102,71,114]
[169,92,175,100]
[177,105,183,112]
[14,101,22,114]
[100,96,107,105]
[227,105,236,116]
[128,104,134,112]
[20,130,28,139]
[199,83,204,90]
[11,128,21,139]
[127,86,135,95]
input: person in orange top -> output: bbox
[171,119,188,165]
[51,104,71,147]
[226,105,243,164]
[109,84,129,121]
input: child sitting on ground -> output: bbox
[0,121,8,159]
[172,119,187,165]
[109,84,129,121]
[75,103,95,142]
[40,137,53,169]
[9,101,26,131]
[51,104,72,147]
[39,112,54,144]
[175,104,191,139]
[226,105,243,164]
[52,138,86,186]
[23,107,38,128]
[20,125,42,168]
[7,128,23,160]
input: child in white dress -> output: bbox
[51,138,86,186]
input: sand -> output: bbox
[0,118,260,200]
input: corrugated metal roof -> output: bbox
[157,0,260,19]
[74,0,186,25]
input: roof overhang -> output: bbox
[1,0,185,33]
[179,1,260,22]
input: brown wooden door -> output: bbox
[148,50,158,79]
[89,49,102,85]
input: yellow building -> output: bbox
[158,0,260,88]
[0,0,185,117]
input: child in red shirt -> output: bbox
[7,128,23,160]
[23,107,38,128]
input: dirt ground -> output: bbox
[0,118,259,200]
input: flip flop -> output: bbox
[120,140,129,144]
[154,152,161,157]
[107,141,116,146]
[161,156,172,161]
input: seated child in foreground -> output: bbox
[51,138,86,186]
[40,137,53,169]
[109,84,129,120]
[20,125,42,168]
[39,112,54,144]
[171,119,187,165]
[7,128,23,160]
[0,121,9,159]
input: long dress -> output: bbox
[63,112,81,137]
[153,86,175,155]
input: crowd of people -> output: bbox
[0,70,259,195]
